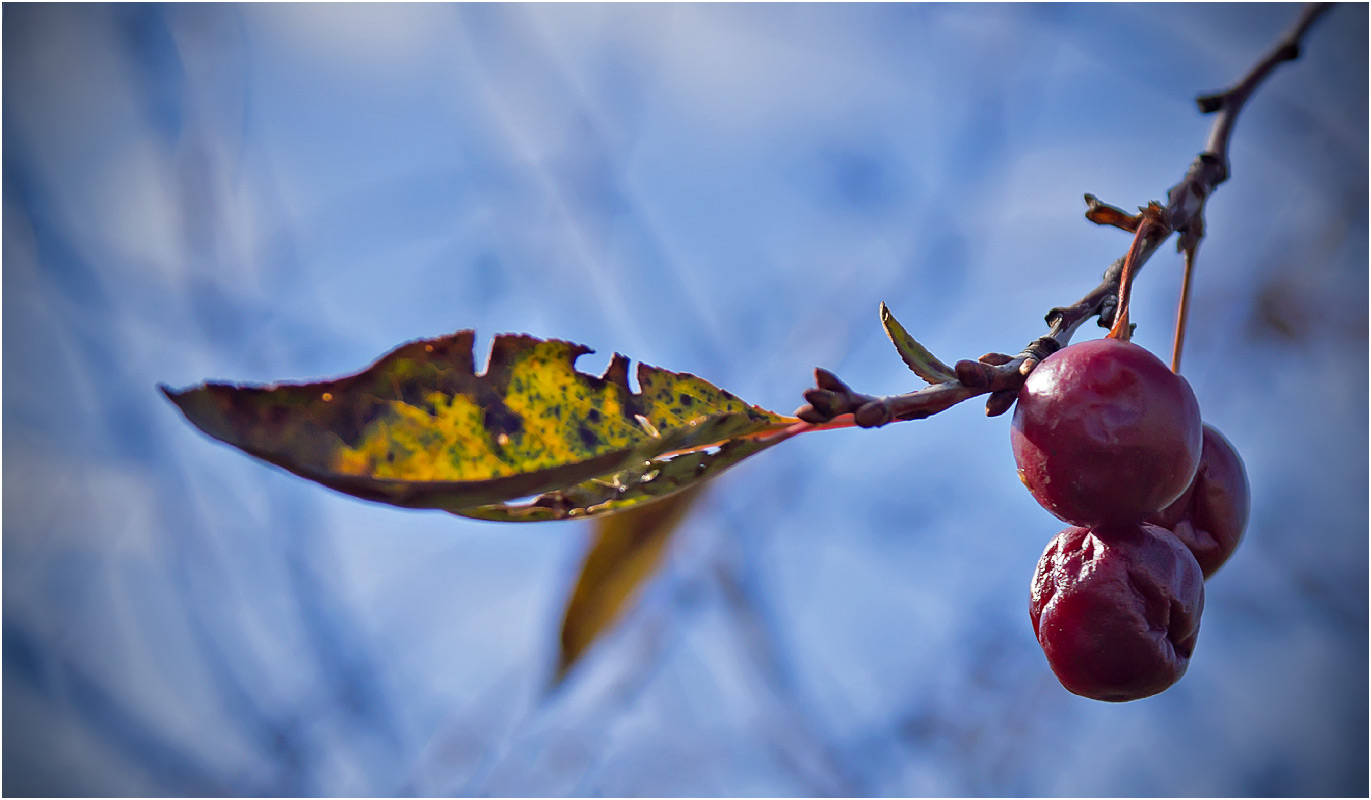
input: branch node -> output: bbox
[985,389,1018,418]
[1083,194,1144,232]
[802,389,846,417]
[954,359,993,390]
[854,402,891,428]
[813,367,852,394]
[1195,92,1226,113]
[1018,336,1062,366]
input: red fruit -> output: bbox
[1011,338,1202,527]
[1150,424,1250,578]
[1031,523,1205,702]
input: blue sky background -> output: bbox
[4,3,1367,795]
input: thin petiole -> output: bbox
[1170,245,1197,373]
[1108,204,1166,342]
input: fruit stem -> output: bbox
[1170,245,1197,373]
[1107,204,1166,342]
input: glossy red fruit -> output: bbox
[1150,424,1250,578]
[1031,523,1204,702]
[1011,338,1202,527]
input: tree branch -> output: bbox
[795,3,1333,428]
[1196,2,1333,179]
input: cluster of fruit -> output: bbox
[1009,338,1250,701]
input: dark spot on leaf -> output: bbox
[578,425,599,451]
[678,394,694,407]
[398,377,436,413]
[334,400,387,448]
[482,403,524,438]
[255,399,290,427]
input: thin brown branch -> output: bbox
[1083,194,1142,232]
[1197,2,1334,180]
[795,3,1332,428]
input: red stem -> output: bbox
[1171,246,1197,372]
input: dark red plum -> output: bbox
[1150,424,1250,578]
[1011,338,1202,527]
[1031,523,1205,702]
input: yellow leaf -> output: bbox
[163,330,800,518]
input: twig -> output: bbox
[1196,2,1333,181]
[795,3,1332,427]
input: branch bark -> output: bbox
[795,2,1333,428]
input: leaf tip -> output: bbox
[158,382,196,412]
[549,659,573,691]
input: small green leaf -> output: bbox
[163,330,798,518]
[880,302,955,383]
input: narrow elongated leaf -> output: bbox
[880,302,955,383]
[163,330,797,518]
[553,484,707,686]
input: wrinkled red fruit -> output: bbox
[1031,523,1204,702]
[1149,424,1250,578]
[1011,338,1202,527]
